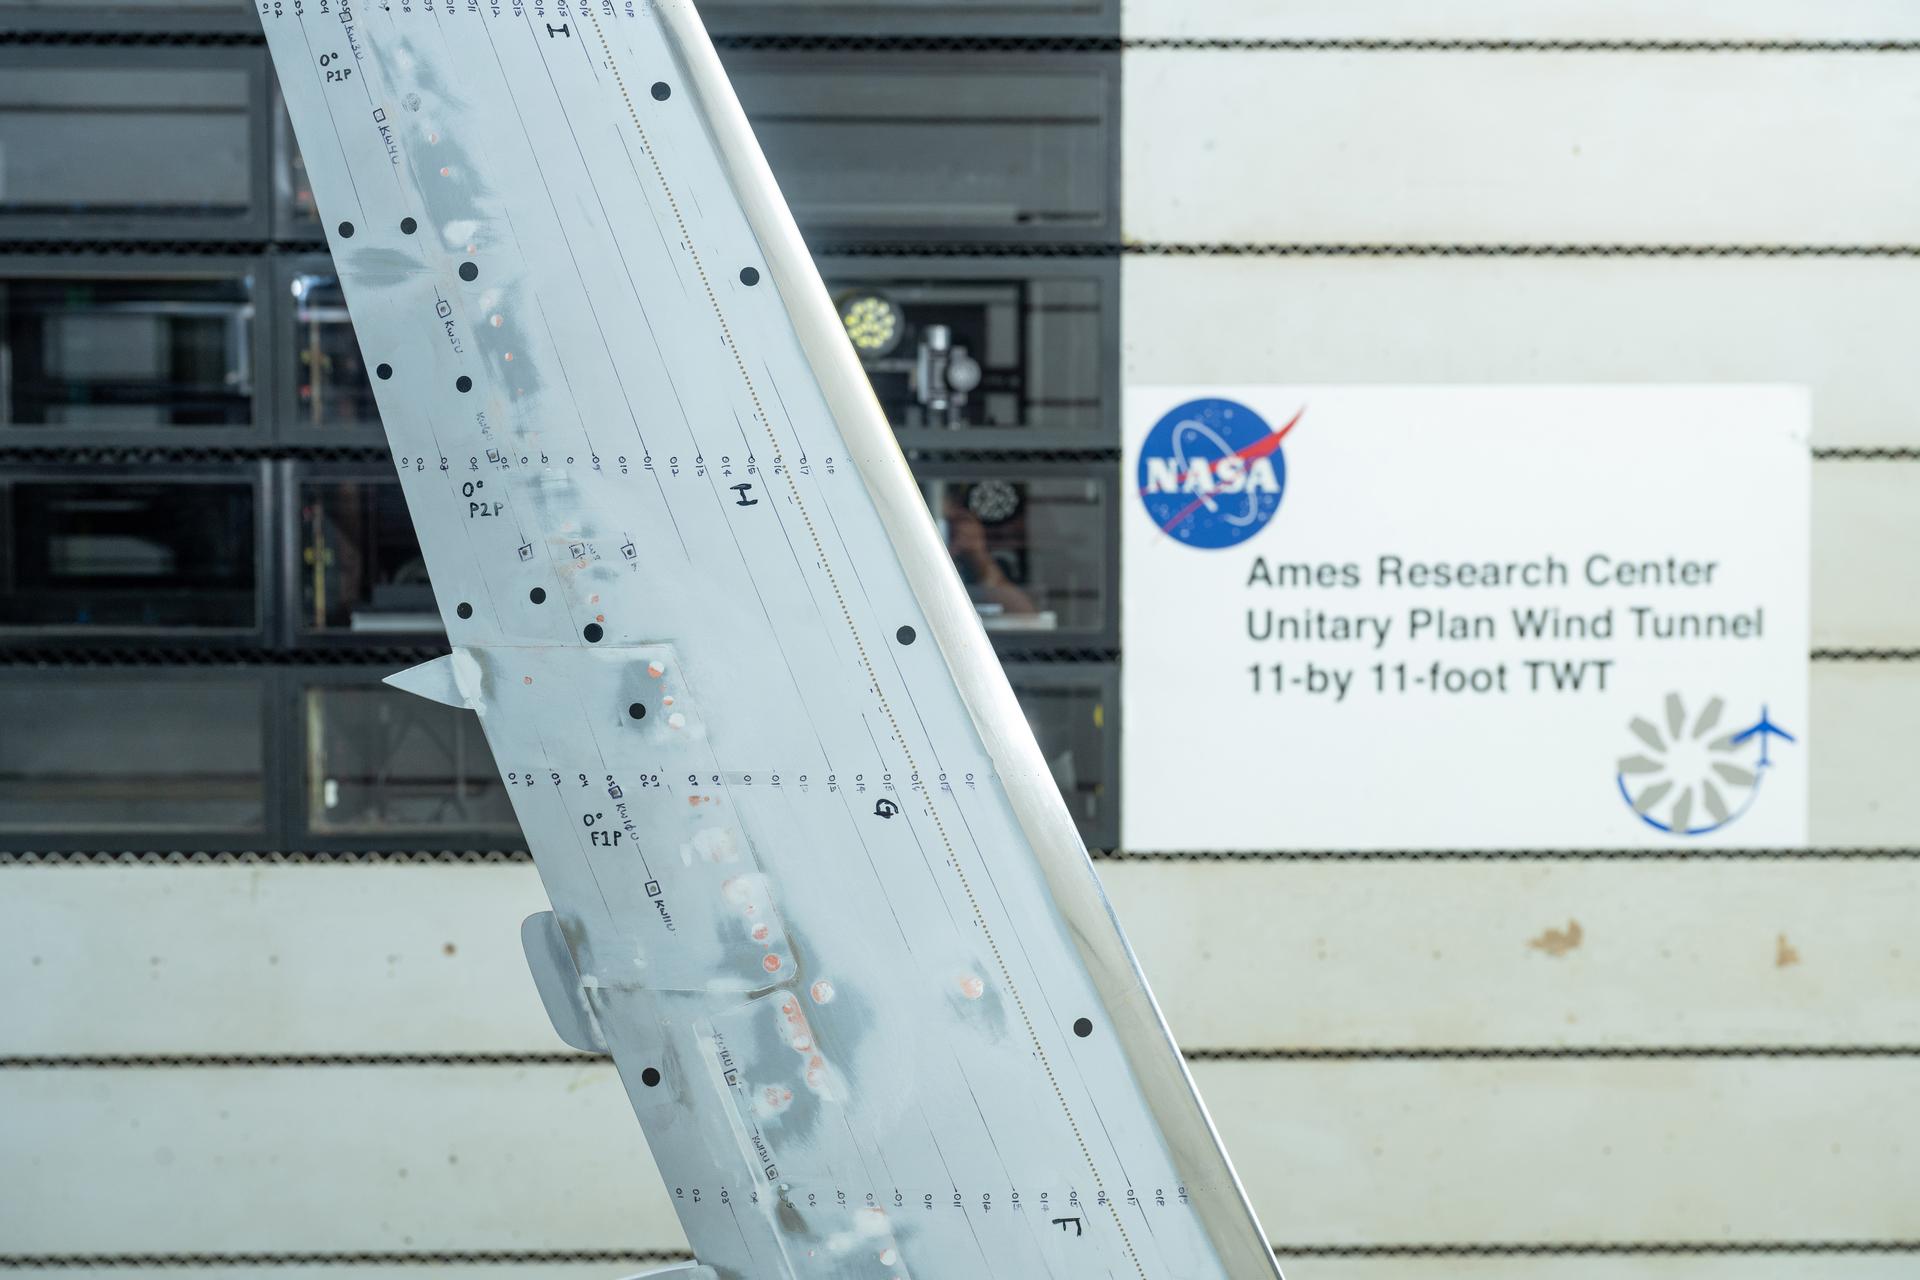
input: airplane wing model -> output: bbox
[261,5,1279,1276]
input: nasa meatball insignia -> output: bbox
[1138,397,1300,549]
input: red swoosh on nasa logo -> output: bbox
[1150,405,1305,534]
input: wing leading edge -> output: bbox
[261,4,1280,1276]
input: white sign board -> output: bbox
[1122,387,1809,851]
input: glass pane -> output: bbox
[921,472,1107,634]
[298,476,437,634]
[0,676,264,834]
[1010,675,1111,848]
[288,271,379,431]
[0,67,252,218]
[826,274,1101,431]
[281,109,320,234]
[1,274,254,430]
[304,684,520,837]
[0,477,256,630]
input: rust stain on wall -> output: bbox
[1528,919,1584,957]
[1776,933,1801,968]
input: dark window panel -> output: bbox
[0,53,267,238]
[1008,670,1116,850]
[286,271,380,434]
[920,471,1110,637]
[0,475,258,633]
[302,683,520,839]
[828,274,1103,433]
[0,274,255,432]
[297,475,438,637]
[0,674,266,836]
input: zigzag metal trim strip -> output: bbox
[8,240,1920,259]
[2,1242,1917,1269]
[2,441,1905,464]
[0,1251,692,1270]
[4,847,1919,866]
[4,29,1920,52]
[5,1046,1918,1069]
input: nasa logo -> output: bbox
[1137,398,1300,549]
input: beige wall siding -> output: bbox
[1123,52,1920,245]
[10,853,1920,1056]
[1124,1,1920,41]
[9,1061,1918,1253]
[1122,256,1920,450]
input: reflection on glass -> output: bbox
[289,273,379,430]
[0,67,252,217]
[0,678,264,833]
[923,475,1105,633]
[305,684,519,836]
[300,477,436,633]
[1011,677,1109,848]
[828,275,1101,431]
[287,127,318,229]
[0,478,256,630]
[1,275,253,429]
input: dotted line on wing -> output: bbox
[581,9,1142,1275]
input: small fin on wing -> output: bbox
[384,652,470,709]
[522,910,609,1055]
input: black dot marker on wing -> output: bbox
[401,216,418,235]
[458,261,479,282]
[896,625,916,645]
[456,602,473,620]
[338,221,355,238]
[1073,1017,1093,1038]
[641,1067,662,1087]
[739,267,760,286]
[628,703,647,720]
[376,363,393,380]
[529,587,546,604]
[651,82,670,101]
[455,375,473,393]
[584,623,604,643]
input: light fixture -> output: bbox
[836,291,903,358]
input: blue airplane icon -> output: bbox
[1730,705,1797,767]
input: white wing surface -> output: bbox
[261,5,1279,1277]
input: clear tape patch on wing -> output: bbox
[706,988,917,1280]
[468,644,795,995]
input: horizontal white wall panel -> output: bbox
[1122,51,1920,245]
[0,1066,672,1255]
[1124,1,1920,42]
[1107,860,1920,1048]
[7,1060,1918,1252]
[11,854,1919,1055]
[1808,664,1920,846]
[1121,256,1920,449]
[1,864,558,1055]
